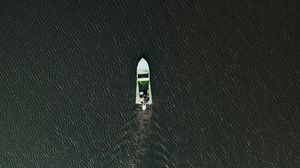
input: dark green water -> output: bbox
[0,0,299,167]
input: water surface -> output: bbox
[0,0,298,167]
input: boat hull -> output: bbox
[135,58,152,106]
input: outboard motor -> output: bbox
[142,101,147,111]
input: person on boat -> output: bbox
[143,95,149,102]
[140,94,148,103]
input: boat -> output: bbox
[135,58,152,110]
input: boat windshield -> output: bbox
[138,74,149,78]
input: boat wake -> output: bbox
[130,105,153,167]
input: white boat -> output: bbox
[135,58,152,110]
